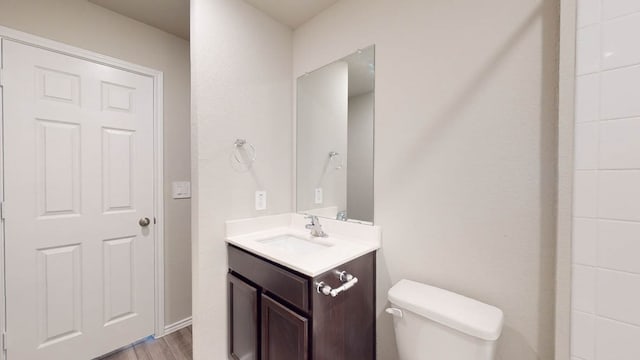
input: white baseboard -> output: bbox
[163,316,192,336]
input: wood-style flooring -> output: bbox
[98,326,192,360]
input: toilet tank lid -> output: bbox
[388,279,504,341]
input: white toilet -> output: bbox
[387,279,504,360]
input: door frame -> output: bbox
[0,26,166,356]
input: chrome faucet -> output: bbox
[305,215,328,237]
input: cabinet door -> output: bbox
[262,294,309,360]
[228,273,259,360]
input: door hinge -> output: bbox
[0,68,4,87]
[2,331,7,351]
[0,202,5,220]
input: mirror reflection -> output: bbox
[296,45,375,224]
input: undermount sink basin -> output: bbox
[257,234,332,254]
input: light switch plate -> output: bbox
[255,191,267,211]
[172,181,191,199]
[314,188,323,204]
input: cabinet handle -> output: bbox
[335,270,354,282]
[315,276,359,297]
[315,281,332,296]
[330,277,358,297]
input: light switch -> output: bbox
[255,191,267,210]
[315,188,323,204]
[172,181,191,199]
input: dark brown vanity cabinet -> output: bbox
[262,294,309,360]
[227,245,375,360]
[228,273,259,360]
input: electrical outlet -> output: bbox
[255,191,267,210]
[314,188,323,204]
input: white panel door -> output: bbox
[2,40,156,360]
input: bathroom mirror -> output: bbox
[296,45,374,224]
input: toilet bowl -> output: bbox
[387,279,504,360]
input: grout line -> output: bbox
[598,168,640,171]
[596,267,640,277]
[578,63,640,79]
[574,119,600,124]
[571,263,640,277]
[574,216,640,222]
[595,313,640,329]
[599,62,640,75]
[573,309,596,317]
[599,116,640,122]
[593,217,640,224]
[575,168,640,172]
[601,9,640,23]
[576,69,600,76]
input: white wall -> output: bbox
[297,61,348,215]
[293,0,559,359]
[0,0,191,327]
[571,1,640,359]
[347,92,374,222]
[190,0,292,357]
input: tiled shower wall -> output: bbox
[572,0,640,359]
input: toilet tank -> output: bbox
[387,280,504,360]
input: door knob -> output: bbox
[139,217,151,227]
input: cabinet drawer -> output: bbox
[228,245,309,311]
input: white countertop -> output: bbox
[225,213,381,277]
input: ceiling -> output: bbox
[89,0,340,41]
[89,0,190,40]
[242,0,340,28]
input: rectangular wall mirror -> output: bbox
[296,45,375,224]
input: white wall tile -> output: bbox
[601,65,640,119]
[574,218,598,265]
[573,265,597,313]
[575,74,600,123]
[603,13,640,70]
[575,122,600,169]
[578,0,602,27]
[599,118,640,169]
[596,318,640,360]
[574,2,640,358]
[602,0,640,20]
[596,269,640,325]
[577,24,601,75]
[598,220,640,273]
[572,311,596,359]
[598,171,640,220]
[574,171,599,218]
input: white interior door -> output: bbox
[2,40,156,360]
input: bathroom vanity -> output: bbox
[225,213,380,360]
[226,46,378,360]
